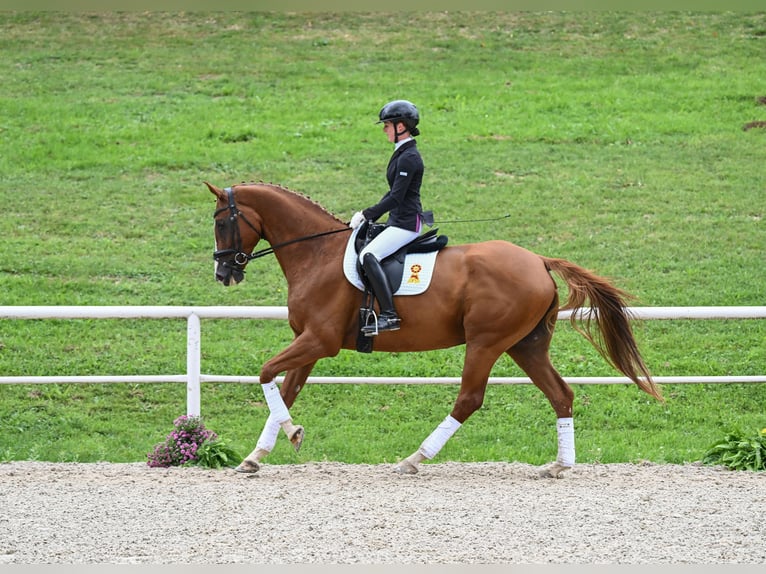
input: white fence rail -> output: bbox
[1,306,764,416]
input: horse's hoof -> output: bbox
[234,459,260,474]
[289,426,305,453]
[393,460,419,475]
[538,462,571,479]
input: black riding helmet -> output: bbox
[377,99,420,137]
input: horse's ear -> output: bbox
[204,181,226,201]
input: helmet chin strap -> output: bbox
[394,123,408,144]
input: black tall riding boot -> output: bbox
[361,253,401,336]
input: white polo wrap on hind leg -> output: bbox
[420,415,462,459]
[557,417,575,467]
[262,380,291,424]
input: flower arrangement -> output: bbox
[147,414,242,469]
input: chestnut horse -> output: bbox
[206,181,663,477]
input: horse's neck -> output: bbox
[247,184,346,278]
[251,184,343,241]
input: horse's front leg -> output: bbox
[235,363,316,474]
[236,329,338,474]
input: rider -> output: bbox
[350,99,431,336]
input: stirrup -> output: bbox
[362,309,379,336]
[362,313,401,337]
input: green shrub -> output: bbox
[702,428,765,472]
[192,438,243,470]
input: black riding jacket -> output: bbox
[362,139,425,232]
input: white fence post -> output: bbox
[186,312,201,417]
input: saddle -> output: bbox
[355,221,448,353]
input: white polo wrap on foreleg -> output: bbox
[255,413,281,453]
[420,415,462,459]
[262,380,291,424]
[557,417,575,467]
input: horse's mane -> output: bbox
[238,181,347,226]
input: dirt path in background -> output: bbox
[0,461,763,564]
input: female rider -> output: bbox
[350,99,431,336]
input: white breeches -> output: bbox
[358,225,420,264]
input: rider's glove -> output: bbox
[349,211,366,229]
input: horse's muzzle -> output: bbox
[215,260,245,286]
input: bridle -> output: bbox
[212,186,351,273]
[212,187,264,267]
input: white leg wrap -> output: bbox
[255,413,281,453]
[262,380,290,424]
[556,417,575,467]
[420,415,462,459]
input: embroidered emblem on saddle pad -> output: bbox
[343,226,444,296]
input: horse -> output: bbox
[205,181,663,477]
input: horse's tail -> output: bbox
[542,256,664,402]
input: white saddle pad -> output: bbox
[343,226,438,296]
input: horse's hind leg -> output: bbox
[235,362,315,474]
[507,312,576,479]
[394,345,500,475]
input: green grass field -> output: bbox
[0,12,764,466]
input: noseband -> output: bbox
[212,187,263,267]
[212,186,352,274]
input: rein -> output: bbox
[244,226,352,261]
[213,186,351,265]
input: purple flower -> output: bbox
[146,415,218,468]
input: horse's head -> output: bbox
[206,182,263,286]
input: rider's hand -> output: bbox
[349,211,366,229]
